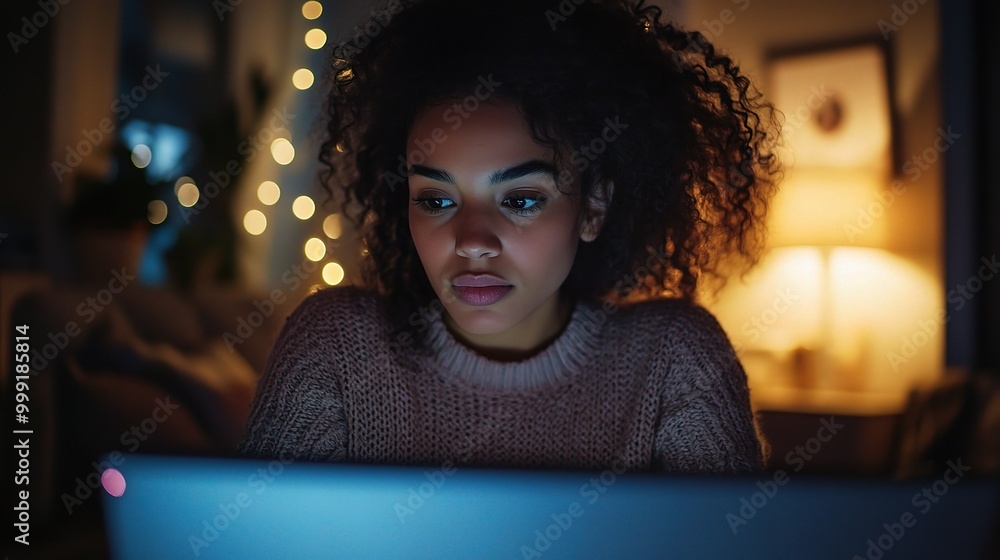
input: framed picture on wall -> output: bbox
[766,40,895,173]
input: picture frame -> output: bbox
[765,39,896,173]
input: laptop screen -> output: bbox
[101,454,1000,559]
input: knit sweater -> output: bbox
[238,286,767,473]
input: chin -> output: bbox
[443,304,516,336]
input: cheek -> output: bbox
[408,217,443,262]
[514,215,579,266]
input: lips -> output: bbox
[450,273,513,306]
[452,273,512,288]
[451,285,513,306]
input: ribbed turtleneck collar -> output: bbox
[423,299,607,391]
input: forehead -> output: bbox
[407,99,554,166]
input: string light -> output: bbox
[304,237,327,261]
[305,28,327,49]
[131,144,152,168]
[271,138,295,165]
[302,1,322,20]
[177,182,199,207]
[173,176,194,195]
[292,68,314,90]
[323,262,345,285]
[244,209,267,235]
[147,200,167,224]
[322,213,342,239]
[258,181,280,206]
[292,195,315,220]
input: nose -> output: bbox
[454,206,501,260]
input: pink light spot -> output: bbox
[102,468,126,497]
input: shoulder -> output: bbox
[283,285,387,330]
[290,284,384,313]
[267,285,395,361]
[620,300,763,472]
[609,296,743,390]
[611,297,734,354]
[254,285,391,393]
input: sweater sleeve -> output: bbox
[238,289,349,462]
[652,303,768,473]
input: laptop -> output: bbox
[101,453,1000,559]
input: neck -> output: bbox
[443,292,574,362]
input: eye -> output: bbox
[410,193,549,217]
[411,196,455,216]
[503,194,548,216]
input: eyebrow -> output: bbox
[408,160,557,187]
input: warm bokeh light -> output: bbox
[292,68,314,90]
[147,200,167,224]
[304,237,327,262]
[768,169,887,249]
[302,1,322,19]
[131,144,152,168]
[258,181,280,206]
[709,246,940,396]
[322,213,342,239]
[305,28,327,49]
[322,262,345,285]
[292,195,315,220]
[271,138,295,165]
[173,176,194,195]
[244,209,267,235]
[177,182,200,207]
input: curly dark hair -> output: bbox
[319,0,780,337]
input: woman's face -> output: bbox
[406,99,593,354]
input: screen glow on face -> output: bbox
[406,99,587,352]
